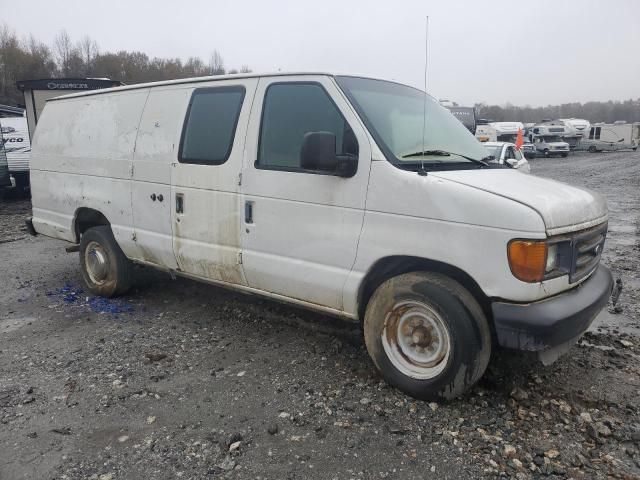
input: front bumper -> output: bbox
[491,265,613,354]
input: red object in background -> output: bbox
[515,128,524,150]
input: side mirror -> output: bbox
[505,158,518,168]
[300,131,357,177]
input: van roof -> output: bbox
[46,72,404,102]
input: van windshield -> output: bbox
[543,135,562,143]
[336,76,490,171]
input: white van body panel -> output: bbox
[344,160,555,311]
[433,169,607,235]
[30,89,149,251]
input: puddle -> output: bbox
[590,309,640,336]
[608,224,638,234]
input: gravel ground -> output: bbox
[1,151,639,480]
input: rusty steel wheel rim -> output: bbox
[381,300,451,380]
[85,241,110,285]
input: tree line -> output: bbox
[1,24,638,123]
[474,100,640,125]
[0,25,250,106]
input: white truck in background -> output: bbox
[581,123,639,152]
[526,124,571,157]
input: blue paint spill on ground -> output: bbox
[46,283,135,318]
[88,296,135,315]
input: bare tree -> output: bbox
[54,30,76,76]
[209,50,225,75]
[239,65,251,73]
[77,35,99,76]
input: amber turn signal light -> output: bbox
[507,240,548,282]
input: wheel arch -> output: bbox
[73,207,111,243]
[356,255,493,332]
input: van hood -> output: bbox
[431,169,607,235]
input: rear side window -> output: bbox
[257,83,358,170]
[179,86,245,165]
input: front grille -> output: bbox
[570,223,607,283]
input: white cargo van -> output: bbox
[27,73,613,400]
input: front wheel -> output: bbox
[363,272,491,401]
[588,145,597,153]
[561,152,568,158]
[543,149,550,158]
[79,226,132,297]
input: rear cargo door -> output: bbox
[170,79,257,284]
[130,87,188,269]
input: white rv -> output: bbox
[559,118,591,138]
[527,125,571,157]
[0,115,31,194]
[27,72,612,400]
[582,123,639,152]
[475,122,523,143]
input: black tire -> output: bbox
[543,149,550,158]
[363,272,491,401]
[79,226,132,297]
[588,146,597,153]
[561,152,568,158]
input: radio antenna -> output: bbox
[420,16,430,174]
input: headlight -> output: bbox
[507,239,571,282]
[545,244,558,272]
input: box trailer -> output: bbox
[0,115,31,194]
[581,123,639,152]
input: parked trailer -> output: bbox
[0,129,10,191]
[0,115,31,195]
[581,123,639,152]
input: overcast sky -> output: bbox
[3,0,639,106]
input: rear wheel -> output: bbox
[588,145,597,153]
[543,149,550,158]
[79,226,132,297]
[363,272,491,401]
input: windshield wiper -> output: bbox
[402,149,451,158]
[402,149,490,167]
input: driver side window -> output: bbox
[257,83,358,171]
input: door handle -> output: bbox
[245,201,253,224]
[176,193,184,214]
